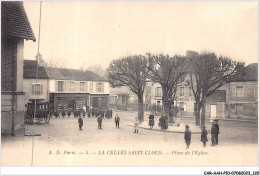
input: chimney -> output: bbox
[36,53,45,66]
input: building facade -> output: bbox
[23,62,110,113]
[1,2,36,135]
[226,63,258,120]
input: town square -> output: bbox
[1,1,258,174]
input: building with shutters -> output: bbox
[23,60,110,113]
[226,63,258,120]
[1,2,36,135]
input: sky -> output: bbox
[23,1,258,69]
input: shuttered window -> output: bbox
[32,84,43,95]
[236,86,244,97]
[180,87,185,96]
[96,82,104,93]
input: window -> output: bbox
[70,82,75,92]
[90,82,93,92]
[96,82,104,93]
[80,82,85,92]
[189,87,192,96]
[156,87,162,97]
[58,81,64,92]
[32,84,43,95]
[236,86,244,97]
[180,87,185,96]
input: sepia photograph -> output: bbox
[1,0,259,175]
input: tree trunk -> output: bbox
[162,91,170,128]
[137,95,144,123]
[201,101,206,128]
[195,102,201,126]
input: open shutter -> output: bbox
[55,81,58,92]
[41,85,43,95]
[232,86,236,97]
[32,84,34,94]
[184,87,188,97]
[102,83,104,93]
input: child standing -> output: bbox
[78,116,83,130]
[134,117,139,133]
[115,114,120,128]
[201,126,208,147]
[184,125,191,149]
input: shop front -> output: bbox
[50,93,89,113]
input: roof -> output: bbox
[46,67,108,82]
[1,1,36,41]
[244,63,258,81]
[23,60,49,79]
[207,90,226,102]
[230,63,258,82]
[23,60,107,82]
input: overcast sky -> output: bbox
[23,1,258,69]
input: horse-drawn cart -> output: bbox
[25,101,51,123]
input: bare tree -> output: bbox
[147,53,187,125]
[85,64,108,78]
[108,55,148,122]
[43,59,67,68]
[186,51,245,127]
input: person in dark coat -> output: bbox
[97,115,102,130]
[214,120,220,145]
[210,123,217,146]
[87,110,91,118]
[91,108,94,117]
[184,125,191,149]
[114,114,120,128]
[201,126,208,147]
[148,113,155,129]
[159,116,164,130]
[78,116,83,130]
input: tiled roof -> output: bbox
[23,60,49,79]
[44,67,67,80]
[2,1,36,41]
[23,60,108,82]
[46,67,108,82]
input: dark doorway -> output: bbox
[68,100,76,111]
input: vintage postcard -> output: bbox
[1,1,258,174]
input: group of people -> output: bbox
[87,108,113,119]
[78,113,121,130]
[184,119,220,149]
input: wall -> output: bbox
[49,80,109,94]
[1,39,25,135]
[23,78,49,103]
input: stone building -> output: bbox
[226,63,258,120]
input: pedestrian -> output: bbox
[184,125,191,149]
[87,110,91,118]
[97,115,102,130]
[115,114,120,128]
[210,123,217,146]
[214,120,220,145]
[78,116,83,130]
[159,115,163,130]
[91,108,94,117]
[134,117,139,133]
[148,113,155,129]
[201,126,208,147]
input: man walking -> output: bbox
[97,115,102,130]
[115,114,120,128]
